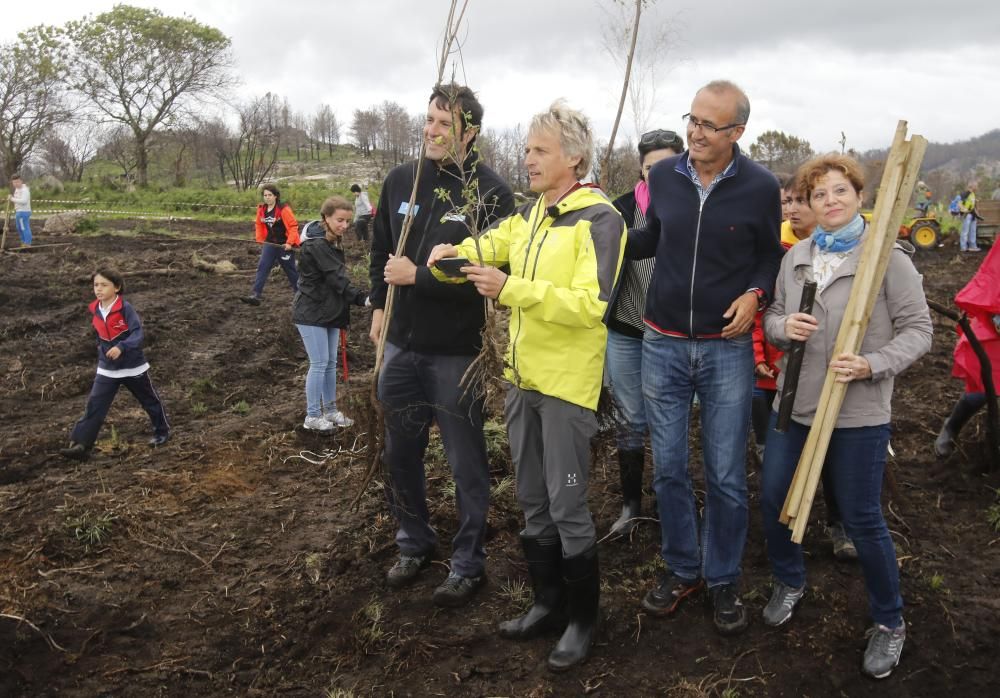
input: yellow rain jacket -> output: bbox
[447,186,625,410]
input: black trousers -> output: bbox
[70,371,169,448]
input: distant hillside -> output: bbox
[861,129,1000,200]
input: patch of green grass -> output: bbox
[987,502,1000,532]
[66,511,116,551]
[499,577,530,610]
[191,401,208,417]
[927,572,948,594]
[190,378,218,395]
[230,400,251,416]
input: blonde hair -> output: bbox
[529,100,593,179]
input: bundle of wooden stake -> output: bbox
[779,121,927,543]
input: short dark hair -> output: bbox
[93,267,125,294]
[429,83,483,142]
[261,184,280,201]
[10,173,22,181]
[350,184,361,193]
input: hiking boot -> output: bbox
[862,622,906,679]
[710,583,748,635]
[386,553,431,589]
[148,434,169,447]
[240,295,262,306]
[303,415,335,432]
[59,442,90,462]
[641,571,704,616]
[432,571,485,608]
[324,410,355,428]
[829,522,859,561]
[762,580,804,627]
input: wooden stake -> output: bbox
[781,121,927,541]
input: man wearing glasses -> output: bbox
[626,80,783,635]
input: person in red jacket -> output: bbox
[241,184,300,306]
[935,242,1000,457]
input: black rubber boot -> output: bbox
[498,536,565,640]
[547,544,600,673]
[934,394,984,458]
[610,448,643,535]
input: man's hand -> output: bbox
[426,244,458,268]
[369,308,384,344]
[283,243,292,251]
[464,265,507,299]
[384,254,417,286]
[106,346,122,360]
[721,292,758,338]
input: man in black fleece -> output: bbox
[369,83,515,607]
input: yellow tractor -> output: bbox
[862,212,941,250]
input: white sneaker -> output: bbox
[303,415,335,432]
[324,410,355,427]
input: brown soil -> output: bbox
[1,222,998,697]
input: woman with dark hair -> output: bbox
[293,196,369,431]
[760,154,932,679]
[241,184,300,306]
[605,128,684,535]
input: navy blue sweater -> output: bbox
[627,147,783,338]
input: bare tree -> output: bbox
[479,124,528,193]
[351,108,382,157]
[599,0,642,189]
[0,28,71,181]
[40,121,101,182]
[312,104,340,156]
[215,96,283,191]
[99,125,140,186]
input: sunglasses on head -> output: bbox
[640,129,683,150]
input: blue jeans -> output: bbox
[760,413,902,628]
[251,245,298,297]
[296,324,340,417]
[959,214,979,250]
[605,329,647,451]
[15,211,32,245]
[642,330,753,586]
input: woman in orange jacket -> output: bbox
[241,184,300,306]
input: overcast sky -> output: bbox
[5,1,999,153]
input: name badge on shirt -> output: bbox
[398,202,420,216]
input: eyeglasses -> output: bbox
[639,129,683,150]
[682,113,745,134]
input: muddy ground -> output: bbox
[0,221,997,697]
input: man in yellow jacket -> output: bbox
[428,101,625,673]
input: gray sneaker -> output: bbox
[829,522,859,561]
[762,581,804,627]
[432,571,485,608]
[863,622,905,679]
[386,553,431,589]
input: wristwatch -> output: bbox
[747,287,767,312]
